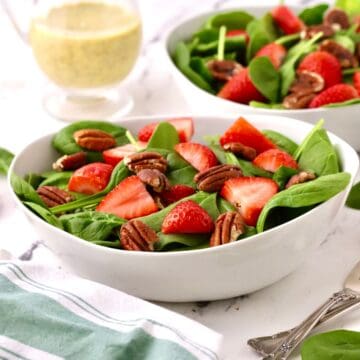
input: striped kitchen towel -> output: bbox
[0,255,222,360]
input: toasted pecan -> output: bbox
[120,220,158,251]
[37,186,74,208]
[73,129,116,151]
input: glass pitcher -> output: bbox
[2,0,142,121]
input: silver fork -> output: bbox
[247,260,360,359]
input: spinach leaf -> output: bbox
[93,240,119,248]
[301,329,360,360]
[193,36,246,56]
[24,173,45,189]
[167,166,197,188]
[335,0,360,18]
[324,98,360,108]
[60,211,125,242]
[346,181,360,209]
[298,4,329,25]
[217,197,237,213]
[333,34,355,53]
[0,147,14,176]
[193,29,219,44]
[173,42,214,92]
[166,151,191,170]
[342,67,360,75]
[147,122,179,151]
[249,101,285,109]
[275,33,301,47]
[262,130,298,155]
[39,171,73,189]
[280,33,322,97]
[273,166,298,189]
[226,153,272,178]
[204,10,254,30]
[199,193,220,220]
[297,128,339,176]
[189,57,213,82]
[246,27,271,63]
[11,172,44,206]
[24,201,63,229]
[239,226,257,239]
[52,121,128,162]
[154,233,209,251]
[209,144,227,164]
[257,172,351,232]
[139,192,209,232]
[249,56,280,102]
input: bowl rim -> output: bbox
[7,114,359,258]
[161,5,360,114]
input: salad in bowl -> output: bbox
[8,115,358,301]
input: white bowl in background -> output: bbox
[8,115,359,302]
[162,6,360,150]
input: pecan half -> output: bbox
[285,171,316,189]
[222,142,257,160]
[324,9,350,29]
[73,129,116,151]
[52,152,87,171]
[301,24,334,40]
[37,186,74,208]
[137,169,170,192]
[124,151,168,173]
[207,60,243,81]
[283,92,316,109]
[319,39,358,68]
[194,164,242,192]
[291,71,325,95]
[210,212,245,247]
[120,220,158,251]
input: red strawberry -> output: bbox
[309,84,358,108]
[220,177,278,226]
[174,142,218,172]
[68,162,113,195]
[252,149,298,173]
[96,175,158,219]
[219,117,276,154]
[354,72,360,96]
[137,118,194,142]
[271,5,304,35]
[297,51,342,89]
[161,200,214,234]
[103,142,147,167]
[159,185,195,206]
[255,43,287,69]
[217,68,265,104]
[226,29,249,43]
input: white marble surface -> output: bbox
[1,0,360,359]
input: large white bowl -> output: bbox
[8,115,359,302]
[163,6,360,150]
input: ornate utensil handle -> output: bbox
[248,296,360,357]
[260,288,360,359]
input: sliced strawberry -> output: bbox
[161,200,214,234]
[255,43,287,69]
[137,118,194,142]
[217,68,266,104]
[354,72,360,96]
[96,175,158,220]
[68,162,113,195]
[309,84,358,108]
[174,142,218,172]
[297,51,342,89]
[252,149,298,173]
[226,29,249,43]
[159,185,195,206]
[220,177,278,226]
[103,142,147,167]
[219,117,276,154]
[271,5,304,35]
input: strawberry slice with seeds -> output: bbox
[221,177,278,226]
[309,84,358,108]
[252,149,298,173]
[255,43,287,69]
[174,142,218,172]
[138,117,194,142]
[96,175,158,219]
[162,200,214,234]
[103,142,147,167]
[219,117,276,154]
[68,162,113,195]
[159,185,195,206]
[271,5,304,35]
[217,68,266,104]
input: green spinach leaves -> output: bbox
[0,147,14,176]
